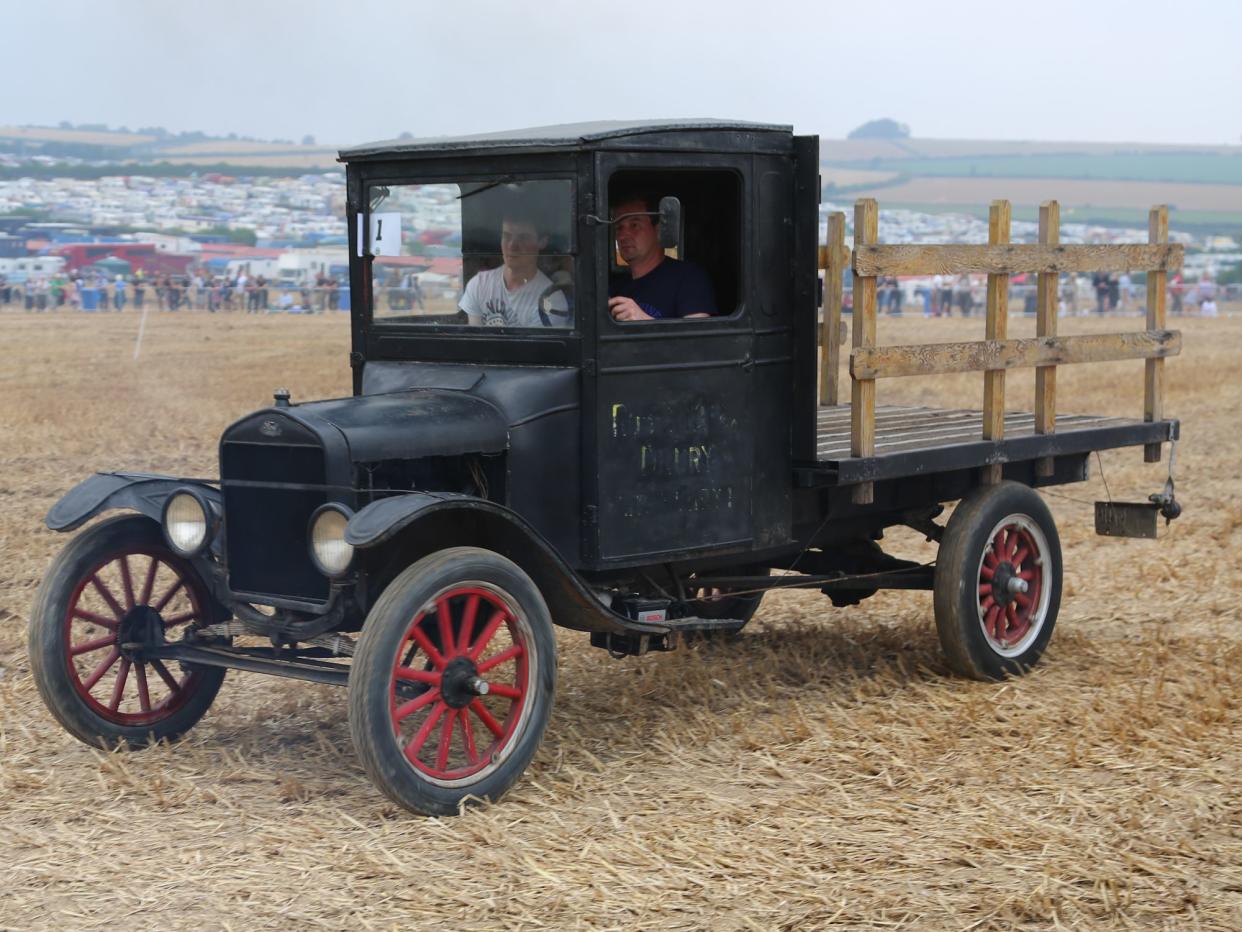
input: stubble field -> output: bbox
[0,308,1239,929]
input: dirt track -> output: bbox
[0,309,1238,929]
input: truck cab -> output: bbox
[341,120,816,572]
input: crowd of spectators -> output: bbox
[0,269,349,313]
[857,270,1233,318]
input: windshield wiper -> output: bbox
[456,179,518,201]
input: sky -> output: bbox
[4,0,1240,148]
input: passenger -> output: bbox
[607,191,716,321]
[459,208,567,327]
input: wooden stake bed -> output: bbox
[816,199,1181,493]
[810,404,1179,485]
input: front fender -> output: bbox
[46,472,221,533]
[345,491,484,549]
[345,493,667,637]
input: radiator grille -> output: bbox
[222,441,330,602]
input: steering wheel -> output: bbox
[537,272,574,327]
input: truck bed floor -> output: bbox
[811,404,1177,484]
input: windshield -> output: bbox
[366,179,574,329]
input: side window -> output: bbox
[367,180,574,329]
[606,169,742,321]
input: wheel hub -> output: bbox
[989,562,1028,606]
[117,605,166,661]
[439,656,486,709]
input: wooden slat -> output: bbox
[814,410,1142,461]
[814,407,1127,457]
[851,330,1181,380]
[813,406,1122,432]
[1034,201,1059,478]
[819,212,846,406]
[817,243,852,270]
[823,418,1031,451]
[828,421,1134,457]
[814,404,1116,428]
[850,199,878,504]
[816,411,984,440]
[853,243,1183,277]
[983,200,1010,446]
[819,412,1046,454]
[1145,205,1169,463]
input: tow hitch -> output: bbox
[1095,442,1182,539]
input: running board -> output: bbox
[155,643,351,687]
[590,616,746,657]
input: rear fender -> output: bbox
[46,472,222,535]
[346,493,665,637]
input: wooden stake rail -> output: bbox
[817,198,1181,492]
[851,330,1182,380]
[853,243,1182,277]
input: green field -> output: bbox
[881,201,1242,235]
[828,153,1242,186]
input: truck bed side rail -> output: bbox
[818,199,1181,503]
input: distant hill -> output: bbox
[0,125,339,172]
[820,137,1242,232]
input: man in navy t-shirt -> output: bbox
[608,194,717,321]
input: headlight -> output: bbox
[162,489,211,556]
[309,504,354,577]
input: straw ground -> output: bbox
[0,309,1238,929]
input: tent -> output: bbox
[89,256,132,276]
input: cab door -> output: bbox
[585,152,793,566]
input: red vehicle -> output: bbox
[51,243,193,277]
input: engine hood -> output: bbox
[226,390,508,463]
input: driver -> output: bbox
[608,190,716,321]
[459,208,567,327]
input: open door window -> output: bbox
[606,169,744,321]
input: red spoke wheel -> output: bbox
[349,547,555,816]
[933,482,1062,680]
[29,515,226,748]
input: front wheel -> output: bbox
[28,514,226,748]
[348,547,556,816]
[933,482,1062,680]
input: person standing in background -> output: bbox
[1093,272,1109,315]
[954,273,973,317]
[939,274,953,318]
[1197,272,1217,312]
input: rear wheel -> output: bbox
[348,547,555,816]
[28,514,226,748]
[933,482,1062,680]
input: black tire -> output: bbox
[28,514,226,748]
[348,547,556,816]
[933,481,1062,680]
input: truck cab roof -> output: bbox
[338,119,793,161]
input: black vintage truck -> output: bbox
[29,121,1181,815]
